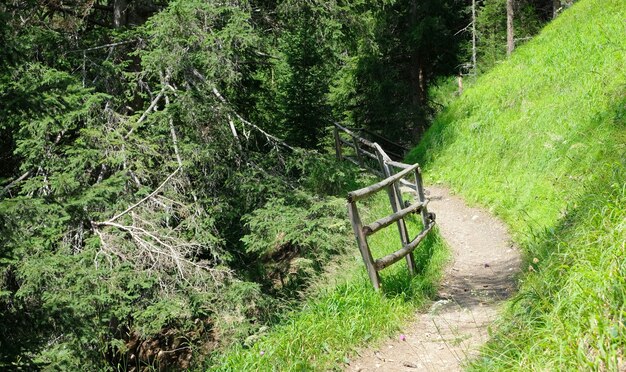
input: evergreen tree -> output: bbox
[331,0,467,145]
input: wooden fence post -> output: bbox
[376,150,416,276]
[348,201,381,290]
[352,137,364,168]
[333,125,343,161]
[414,167,430,229]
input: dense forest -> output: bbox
[1,0,573,369]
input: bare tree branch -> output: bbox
[68,39,137,53]
[165,93,184,168]
[96,167,181,225]
[189,68,294,151]
[210,86,295,151]
[1,170,32,196]
[125,89,165,138]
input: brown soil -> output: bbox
[347,186,521,371]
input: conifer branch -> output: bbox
[190,68,295,151]
[1,131,65,196]
[97,167,181,225]
[125,90,165,138]
[69,39,137,53]
[210,86,295,151]
[1,170,32,196]
[165,93,184,168]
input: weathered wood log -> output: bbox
[375,221,435,271]
[342,137,377,161]
[373,143,391,162]
[386,160,412,169]
[333,126,343,161]
[344,156,360,167]
[399,178,417,191]
[384,149,404,160]
[348,201,381,290]
[352,137,365,167]
[390,179,416,275]
[361,148,378,161]
[362,200,428,236]
[334,122,377,149]
[345,127,408,158]
[358,127,410,153]
[347,163,419,202]
[375,147,416,275]
[344,156,384,177]
[414,167,430,229]
[339,137,357,149]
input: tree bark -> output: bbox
[113,0,127,28]
[506,0,515,57]
[472,0,477,72]
[408,0,426,105]
[552,0,561,18]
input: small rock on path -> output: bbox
[347,186,521,372]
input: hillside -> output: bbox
[407,0,625,369]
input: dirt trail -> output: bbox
[348,186,521,371]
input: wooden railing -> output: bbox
[333,123,383,177]
[334,123,435,290]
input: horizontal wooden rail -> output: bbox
[339,138,378,161]
[334,122,377,148]
[339,137,357,150]
[362,199,428,236]
[357,127,410,152]
[386,160,412,169]
[344,157,384,177]
[399,178,417,191]
[343,156,360,167]
[336,121,435,291]
[361,149,378,161]
[347,163,419,202]
[345,126,409,153]
[382,149,404,160]
[375,221,435,271]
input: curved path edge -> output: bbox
[347,186,521,371]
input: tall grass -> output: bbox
[407,0,625,369]
[213,193,448,371]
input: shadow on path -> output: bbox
[347,186,521,371]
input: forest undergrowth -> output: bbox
[214,191,448,371]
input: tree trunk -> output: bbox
[506,0,515,57]
[409,0,426,105]
[472,0,477,72]
[113,0,127,28]
[552,0,561,18]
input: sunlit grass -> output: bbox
[212,193,448,371]
[407,0,626,369]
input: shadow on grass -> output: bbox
[378,228,446,301]
[471,159,626,370]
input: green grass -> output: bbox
[212,193,448,371]
[407,0,625,369]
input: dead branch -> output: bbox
[210,86,295,151]
[93,218,228,284]
[165,93,184,168]
[228,114,243,153]
[189,68,294,151]
[69,39,137,53]
[1,170,32,196]
[125,89,165,138]
[99,167,181,224]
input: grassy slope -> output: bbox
[407,0,625,369]
[213,193,447,370]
